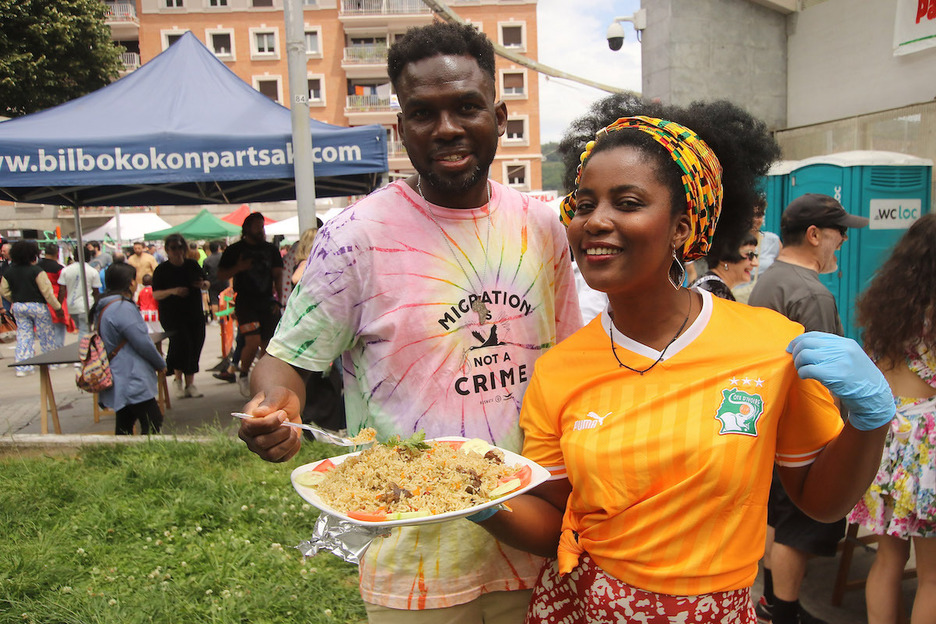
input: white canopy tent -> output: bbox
[263,216,301,238]
[83,213,173,242]
[265,206,345,238]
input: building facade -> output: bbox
[121,0,542,191]
[639,0,936,203]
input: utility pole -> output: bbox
[283,0,318,234]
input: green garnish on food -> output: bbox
[385,430,431,451]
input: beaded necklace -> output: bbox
[609,291,692,375]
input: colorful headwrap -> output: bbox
[559,116,724,262]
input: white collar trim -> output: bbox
[600,288,713,362]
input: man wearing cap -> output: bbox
[749,192,868,624]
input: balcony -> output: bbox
[341,0,430,15]
[388,140,406,157]
[104,1,136,21]
[103,1,139,40]
[387,140,413,172]
[339,0,432,29]
[345,94,399,125]
[346,94,396,112]
[341,44,390,77]
[344,44,389,64]
[119,52,141,74]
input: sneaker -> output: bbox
[184,384,204,398]
[755,596,772,623]
[795,605,826,624]
[173,378,185,399]
[213,370,236,383]
[238,375,251,398]
[756,597,826,624]
[15,370,28,377]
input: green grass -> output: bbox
[0,435,366,624]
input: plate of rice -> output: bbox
[290,434,550,527]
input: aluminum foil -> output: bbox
[295,513,391,564]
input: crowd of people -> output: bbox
[230,20,927,624]
[0,215,308,436]
[0,18,929,624]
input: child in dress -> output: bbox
[136,273,160,333]
[848,214,936,624]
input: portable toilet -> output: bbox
[785,151,933,340]
[759,159,800,235]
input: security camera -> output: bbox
[606,21,626,51]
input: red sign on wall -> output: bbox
[895,0,936,55]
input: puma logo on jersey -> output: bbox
[573,411,611,431]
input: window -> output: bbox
[252,0,273,6]
[505,119,525,140]
[165,0,183,7]
[349,36,386,46]
[303,0,317,4]
[208,0,228,6]
[500,23,524,50]
[505,163,528,188]
[502,72,525,97]
[255,31,276,55]
[250,28,279,59]
[502,116,529,146]
[164,32,185,49]
[210,32,233,56]
[256,78,280,102]
[305,29,320,55]
[308,77,323,103]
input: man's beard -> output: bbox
[417,164,485,197]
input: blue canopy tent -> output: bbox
[0,32,387,207]
[0,31,387,314]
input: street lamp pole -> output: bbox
[283,0,318,234]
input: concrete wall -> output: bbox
[786,0,936,128]
[641,0,788,130]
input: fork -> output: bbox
[231,412,360,447]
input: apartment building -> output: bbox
[105,0,542,191]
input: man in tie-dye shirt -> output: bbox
[238,21,582,624]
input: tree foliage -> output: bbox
[540,142,564,192]
[0,0,125,117]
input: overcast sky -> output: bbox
[535,0,642,144]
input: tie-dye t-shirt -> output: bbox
[268,179,582,609]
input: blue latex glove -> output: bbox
[466,505,504,523]
[787,331,896,431]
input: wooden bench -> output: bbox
[8,332,171,434]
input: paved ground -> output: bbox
[0,327,919,622]
[0,324,246,437]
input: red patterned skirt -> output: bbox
[525,555,756,624]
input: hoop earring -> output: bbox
[669,245,686,290]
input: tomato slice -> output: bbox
[504,464,532,487]
[312,458,336,473]
[347,510,388,522]
[434,440,465,451]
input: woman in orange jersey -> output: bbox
[470,100,895,624]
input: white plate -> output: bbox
[290,436,550,527]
